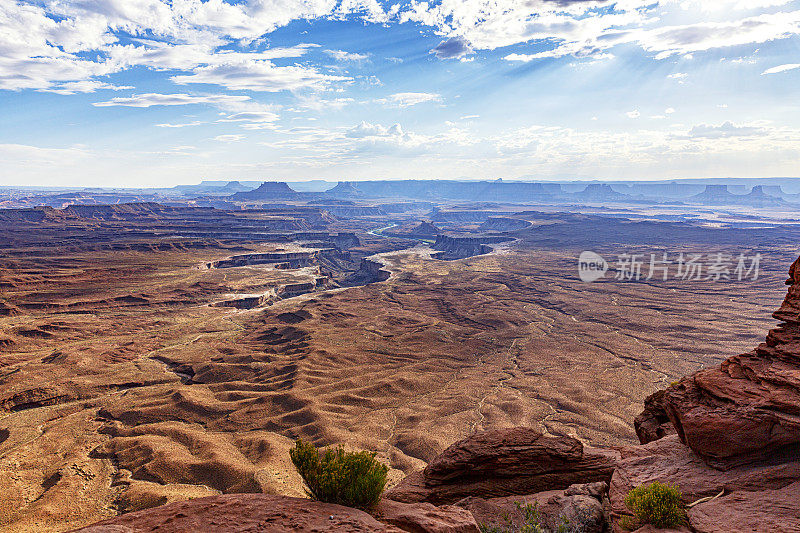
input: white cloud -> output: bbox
[762,63,800,74]
[0,1,356,93]
[214,134,245,142]
[41,80,134,95]
[636,11,800,59]
[346,121,404,139]
[156,121,205,128]
[170,60,350,92]
[220,111,280,123]
[667,73,687,80]
[626,110,641,119]
[402,1,800,63]
[686,121,769,139]
[430,36,474,60]
[292,96,355,111]
[324,49,369,62]
[93,93,251,107]
[374,92,442,108]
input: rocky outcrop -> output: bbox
[385,427,618,504]
[230,181,300,201]
[431,235,513,260]
[73,494,405,532]
[207,251,318,269]
[619,255,800,531]
[459,482,606,533]
[661,256,800,469]
[609,435,800,532]
[325,181,364,198]
[385,221,441,239]
[688,184,792,207]
[686,481,800,533]
[342,258,391,286]
[633,389,675,445]
[574,184,629,202]
[409,221,440,237]
[373,499,480,533]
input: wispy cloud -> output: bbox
[214,134,245,142]
[374,92,442,108]
[762,63,800,74]
[324,49,369,62]
[93,93,251,107]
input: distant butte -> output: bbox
[230,181,300,201]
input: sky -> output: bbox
[1,0,800,187]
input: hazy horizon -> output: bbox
[3,1,800,187]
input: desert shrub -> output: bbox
[623,481,686,529]
[479,500,599,533]
[479,501,599,533]
[289,439,388,510]
[479,502,545,533]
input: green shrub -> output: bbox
[478,501,595,533]
[479,501,545,533]
[623,481,686,529]
[289,439,388,510]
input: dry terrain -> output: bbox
[0,205,797,531]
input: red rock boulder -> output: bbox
[373,499,479,533]
[633,389,675,445]
[385,427,618,505]
[72,494,404,532]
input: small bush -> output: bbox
[623,481,686,529]
[479,501,545,533]
[479,501,595,533]
[289,439,388,510]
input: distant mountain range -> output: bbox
[3,179,800,209]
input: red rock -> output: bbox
[687,481,800,533]
[386,427,618,504]
[631,526,692,533]
[373,499,479,533]
[608,435,800,533]
[72,494,404,532]
[633,389,675,445]
[661,257,800,469]
[455,483,606,533]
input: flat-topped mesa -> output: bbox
[661,255,800,469]
[230,181,299,201]
[325,181,363,198]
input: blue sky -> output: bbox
[1,0,800,187]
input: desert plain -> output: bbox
[1,194,798,531]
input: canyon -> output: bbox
[2,185,800,531]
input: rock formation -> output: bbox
[373,499,480,533]
[73,494,405,532]
[384,220,441,239]
[612,255,800,531]
[385,427,618,504]
[408,221,440,237]
[230,181,300,201]
[431,235,512,260]
[573,184,629,202]
[662,256,800,469]
[325,181,364,198]
[633,389,675,445]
